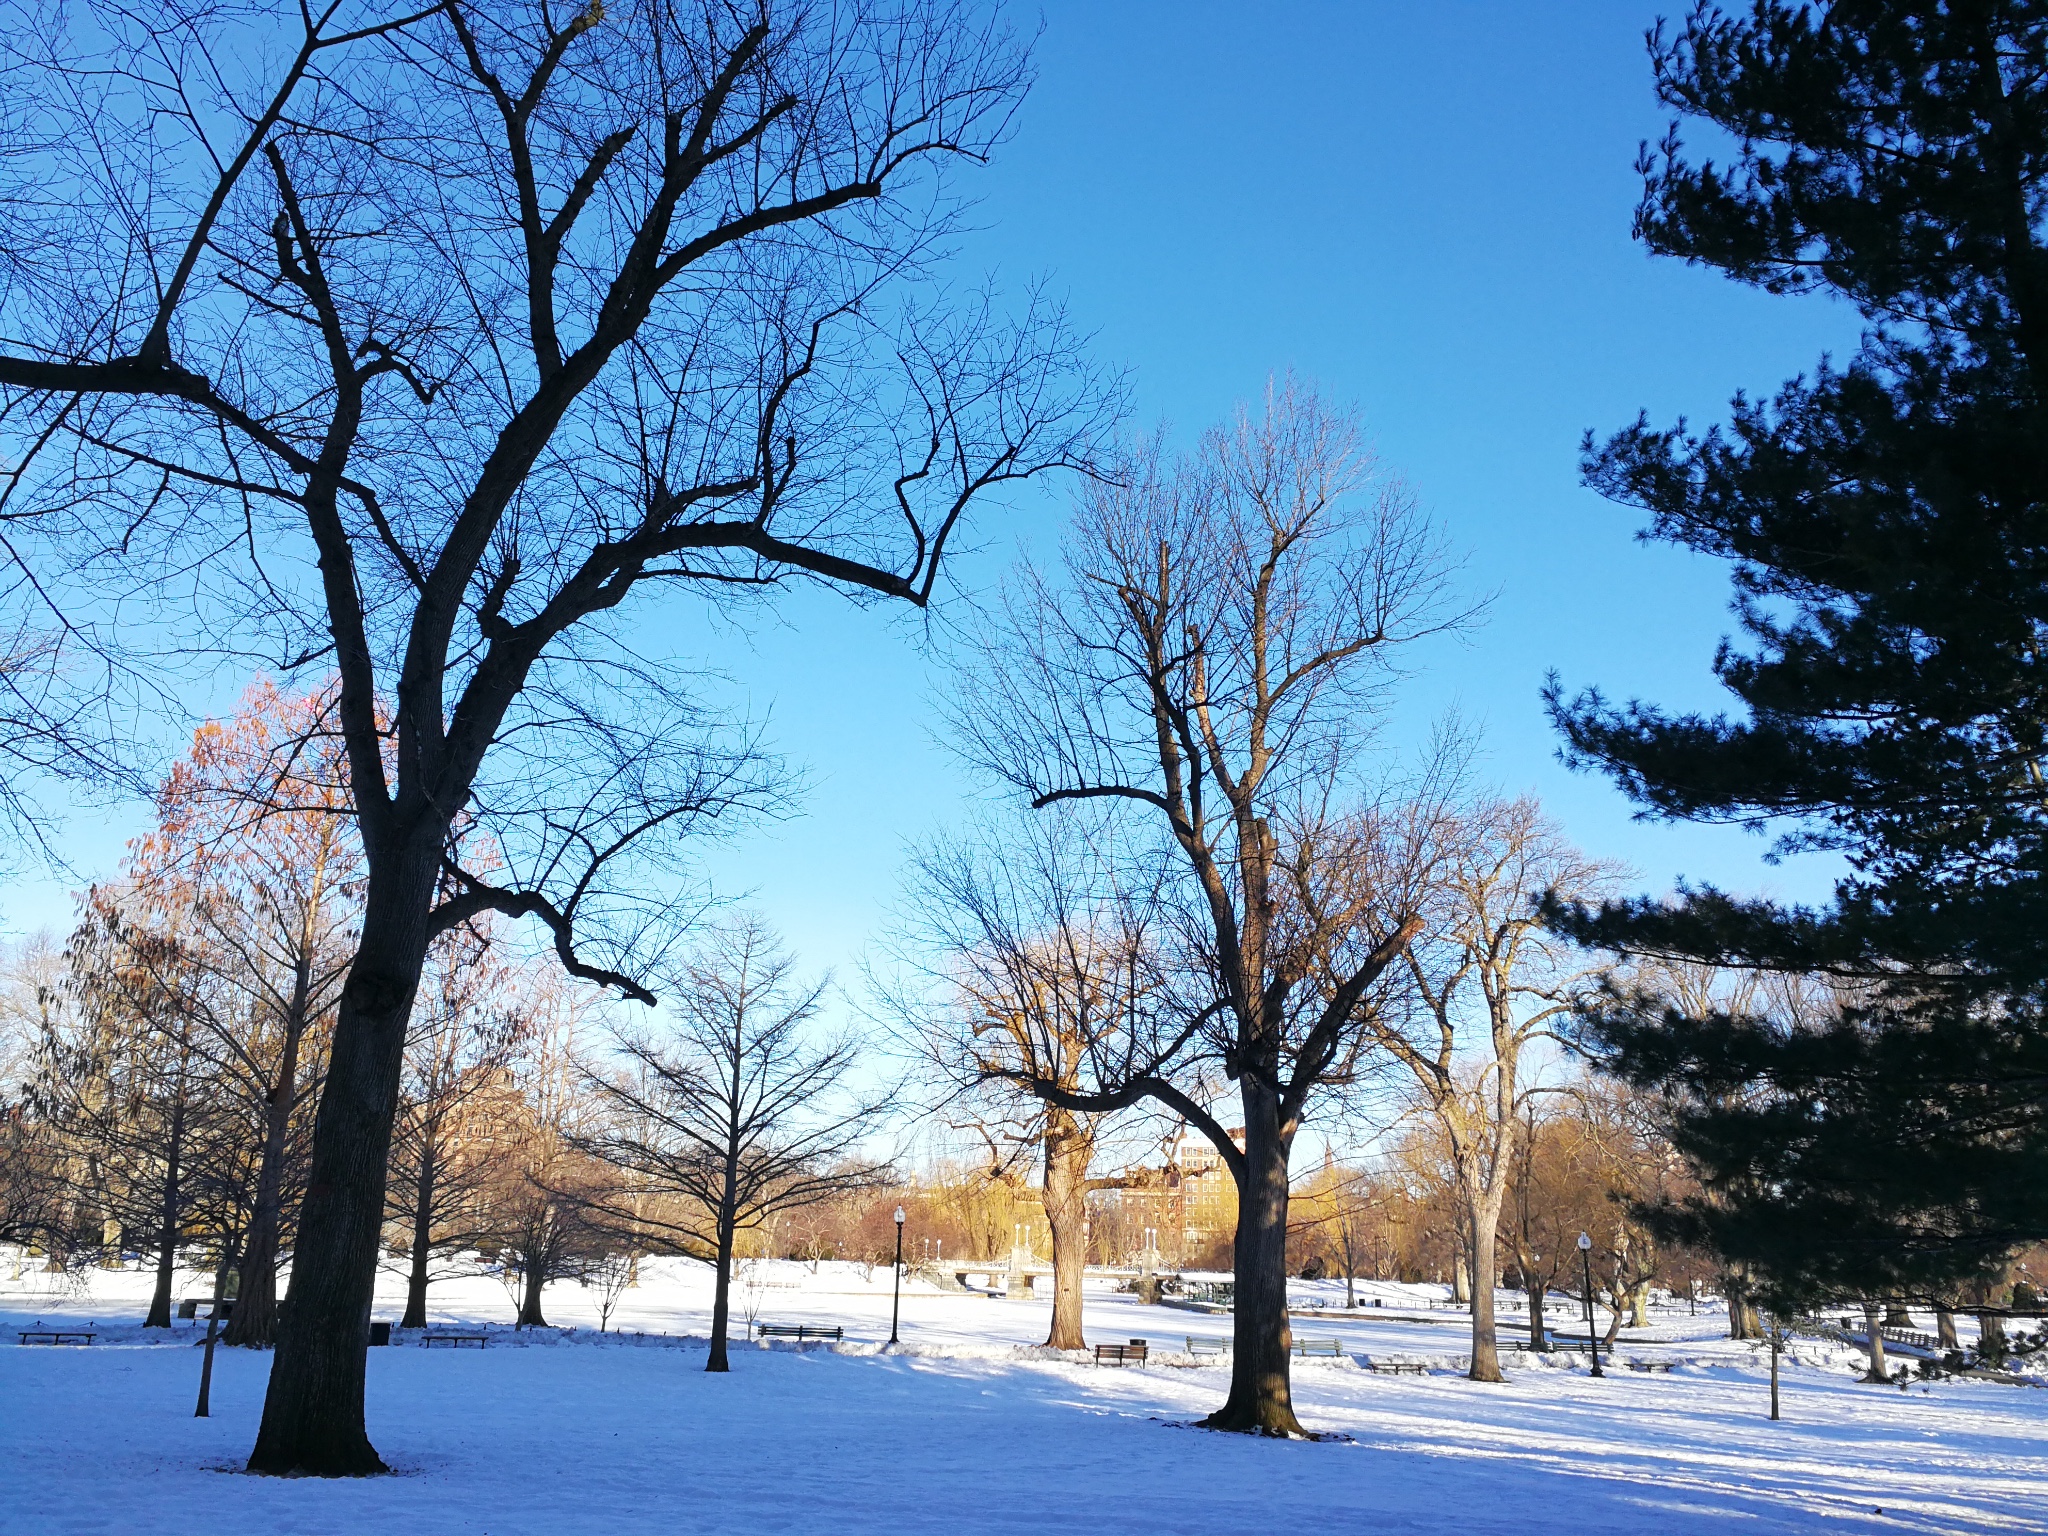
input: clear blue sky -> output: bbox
[4,1,1858,979]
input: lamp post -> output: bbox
[1767,1314,1785,1421]
[889,1206,906,1347]
[1578,1232,1603,1377]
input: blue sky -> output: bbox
[4,1,1860,982]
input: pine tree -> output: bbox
[1549,1,2048,1299]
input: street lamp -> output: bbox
[889,1206,906,1347]
[1577,1232,1603,1378]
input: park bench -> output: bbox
[1184,1335,1228,1357]
[419,1332,488,1348]
[176,1298,231,1321]
[754,1323,843,1343]
[1094,1339,1148,1366]
[18,1329,95,1345]
[1366,1361,1426,1375]
[1627,1360,1677,1373]
[1292,1337,1343,1357]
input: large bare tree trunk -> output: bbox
[1042,1111,1090,1351]
[1467,1219,1503,1382]
[1725,1266,1761,1339]
[1935,1305,1959,1350]
[518,1255,549,1328]
[248,858,432,1476]
[1526,1274,1547,1352]
[1207,1090,1304,1436]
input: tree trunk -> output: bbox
[1527,1275,1547,1351]
[1883,1301,1913,1329]
[224,1090,294,1346]
[1206,1087,1304,1436]
[145,1096,184,1329]
[1452,1251,1471,1305]
[248,857,434,1477]
[1860,1301,1891,1383]
[226,986,309,1349]
[518,1250,549,1328]
[1978,1309,2007,1357]
[1935,1305,1959,1350]
[399,1140,436,1330]
[1467,1218,1503,1383]
[1042,1112,1090,1351]
[1725,1268,1761,1339]
[708,1206,734,1373]
[1630,1281,1650,1328]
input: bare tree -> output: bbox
[28,909,215,1322]
[952,381,1471,1434]
[1288,1160,1384,1307]
[138,685,360,1348]
[588,1246,639,1332]
[386,923,539,1328]
[22,685,360,1341]
[480,999,605,1328]
[1381,797,1616,1381]
[1498,1104,1582,1352]
[0,0,1111,1472]
[896,809,1165,1349]
[0,939,104,1261]
[574,918,889,1370]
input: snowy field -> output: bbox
[3,1256,2045,1535]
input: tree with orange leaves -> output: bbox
[98,678,362,1346]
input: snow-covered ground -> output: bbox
[3,1255,2043,1534]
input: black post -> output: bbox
[195,1256,230,1417]
[1769,1319,1782,1421]
[889,1206,905,1347]
[1578,1234,1603,1378]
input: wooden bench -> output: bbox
[18,1330,95,1346]
[1184,1335,1228,1357]
[418,1332,488,1348]
[754,1323,843,1343]
[1292,1337,1343,1357]
[176,1298,232,1321]
[1367,1361,1426,1375]
[1626,1360,1677,1373]
[1094,1339,1148,1366]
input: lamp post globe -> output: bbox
[1577,1232,1602,1377]
[889,1206,907,1347]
